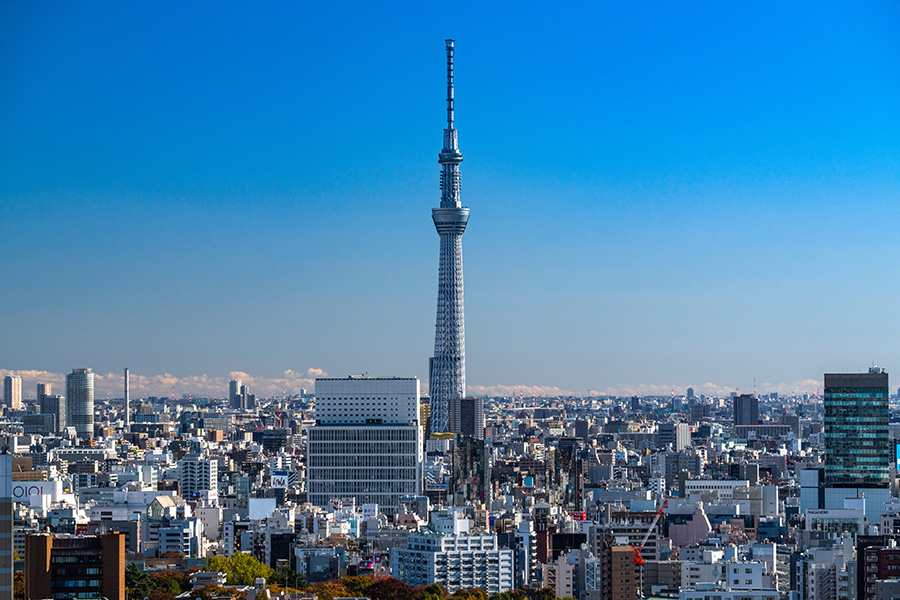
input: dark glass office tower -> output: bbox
[824,370,890,488]
[733,394,759,426]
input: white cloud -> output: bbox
[0,368,321,399]
[0,368,822,400]
[468,384,580,398]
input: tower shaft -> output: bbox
[430,39,468,434]
[124,367,130,429]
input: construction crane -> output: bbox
[633,498,668,599]
[632,498,667,565]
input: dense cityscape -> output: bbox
[3,7,898,600]
[2,366,898,600]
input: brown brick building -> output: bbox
[25,532,125,600]
[863,545,900,600]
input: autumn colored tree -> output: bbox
[13,571,23,600]
[308,580,350,600]
[195,584,231,600]
[148,570,189,596]
[146,588,176,600]
[366,576,420,600]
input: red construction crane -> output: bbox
[631,498,667,565]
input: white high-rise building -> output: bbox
[307,377,423,514]
[392,513,514,594]
[3,375,21,410]
[180,455,218,502]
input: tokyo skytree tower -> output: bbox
[429,39,468,434]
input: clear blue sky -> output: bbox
[2,2,899,398]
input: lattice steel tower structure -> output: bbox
[429,39,469,434]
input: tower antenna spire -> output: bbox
[446,39,455,130]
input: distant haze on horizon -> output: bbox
[2,3,899,396]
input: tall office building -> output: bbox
[40,394,66,433]
[733,394,759,426]
[2,376,20,410]
[66,368,95,439]
[307,377,423,514]
[36,382,51,401]
[229,379,241,409]
[451,435,491,505]
[429,39,469,434]
[449,396,484,439]
[823,369,890,520]
[658,422,691,451]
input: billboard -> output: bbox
[271,471,289,489]
[12,481,62,502]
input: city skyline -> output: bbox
[3,3,900,396]
[0,366,829,400]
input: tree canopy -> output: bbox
[206,553,275,586]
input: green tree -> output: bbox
[205,553,274,586]
[206,555,231,575]
[230,552,274,585]
[270,570,307,591]
[125,563,154,600]
[423,583,447,600]
[342,575,374,597]
[535,588,556,600]
[450,589,488,600]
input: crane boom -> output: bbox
[632,498,667,565]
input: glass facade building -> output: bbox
[824,371,890,488]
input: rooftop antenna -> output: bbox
[445,39,455,131]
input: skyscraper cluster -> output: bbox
[229,378,256,410]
